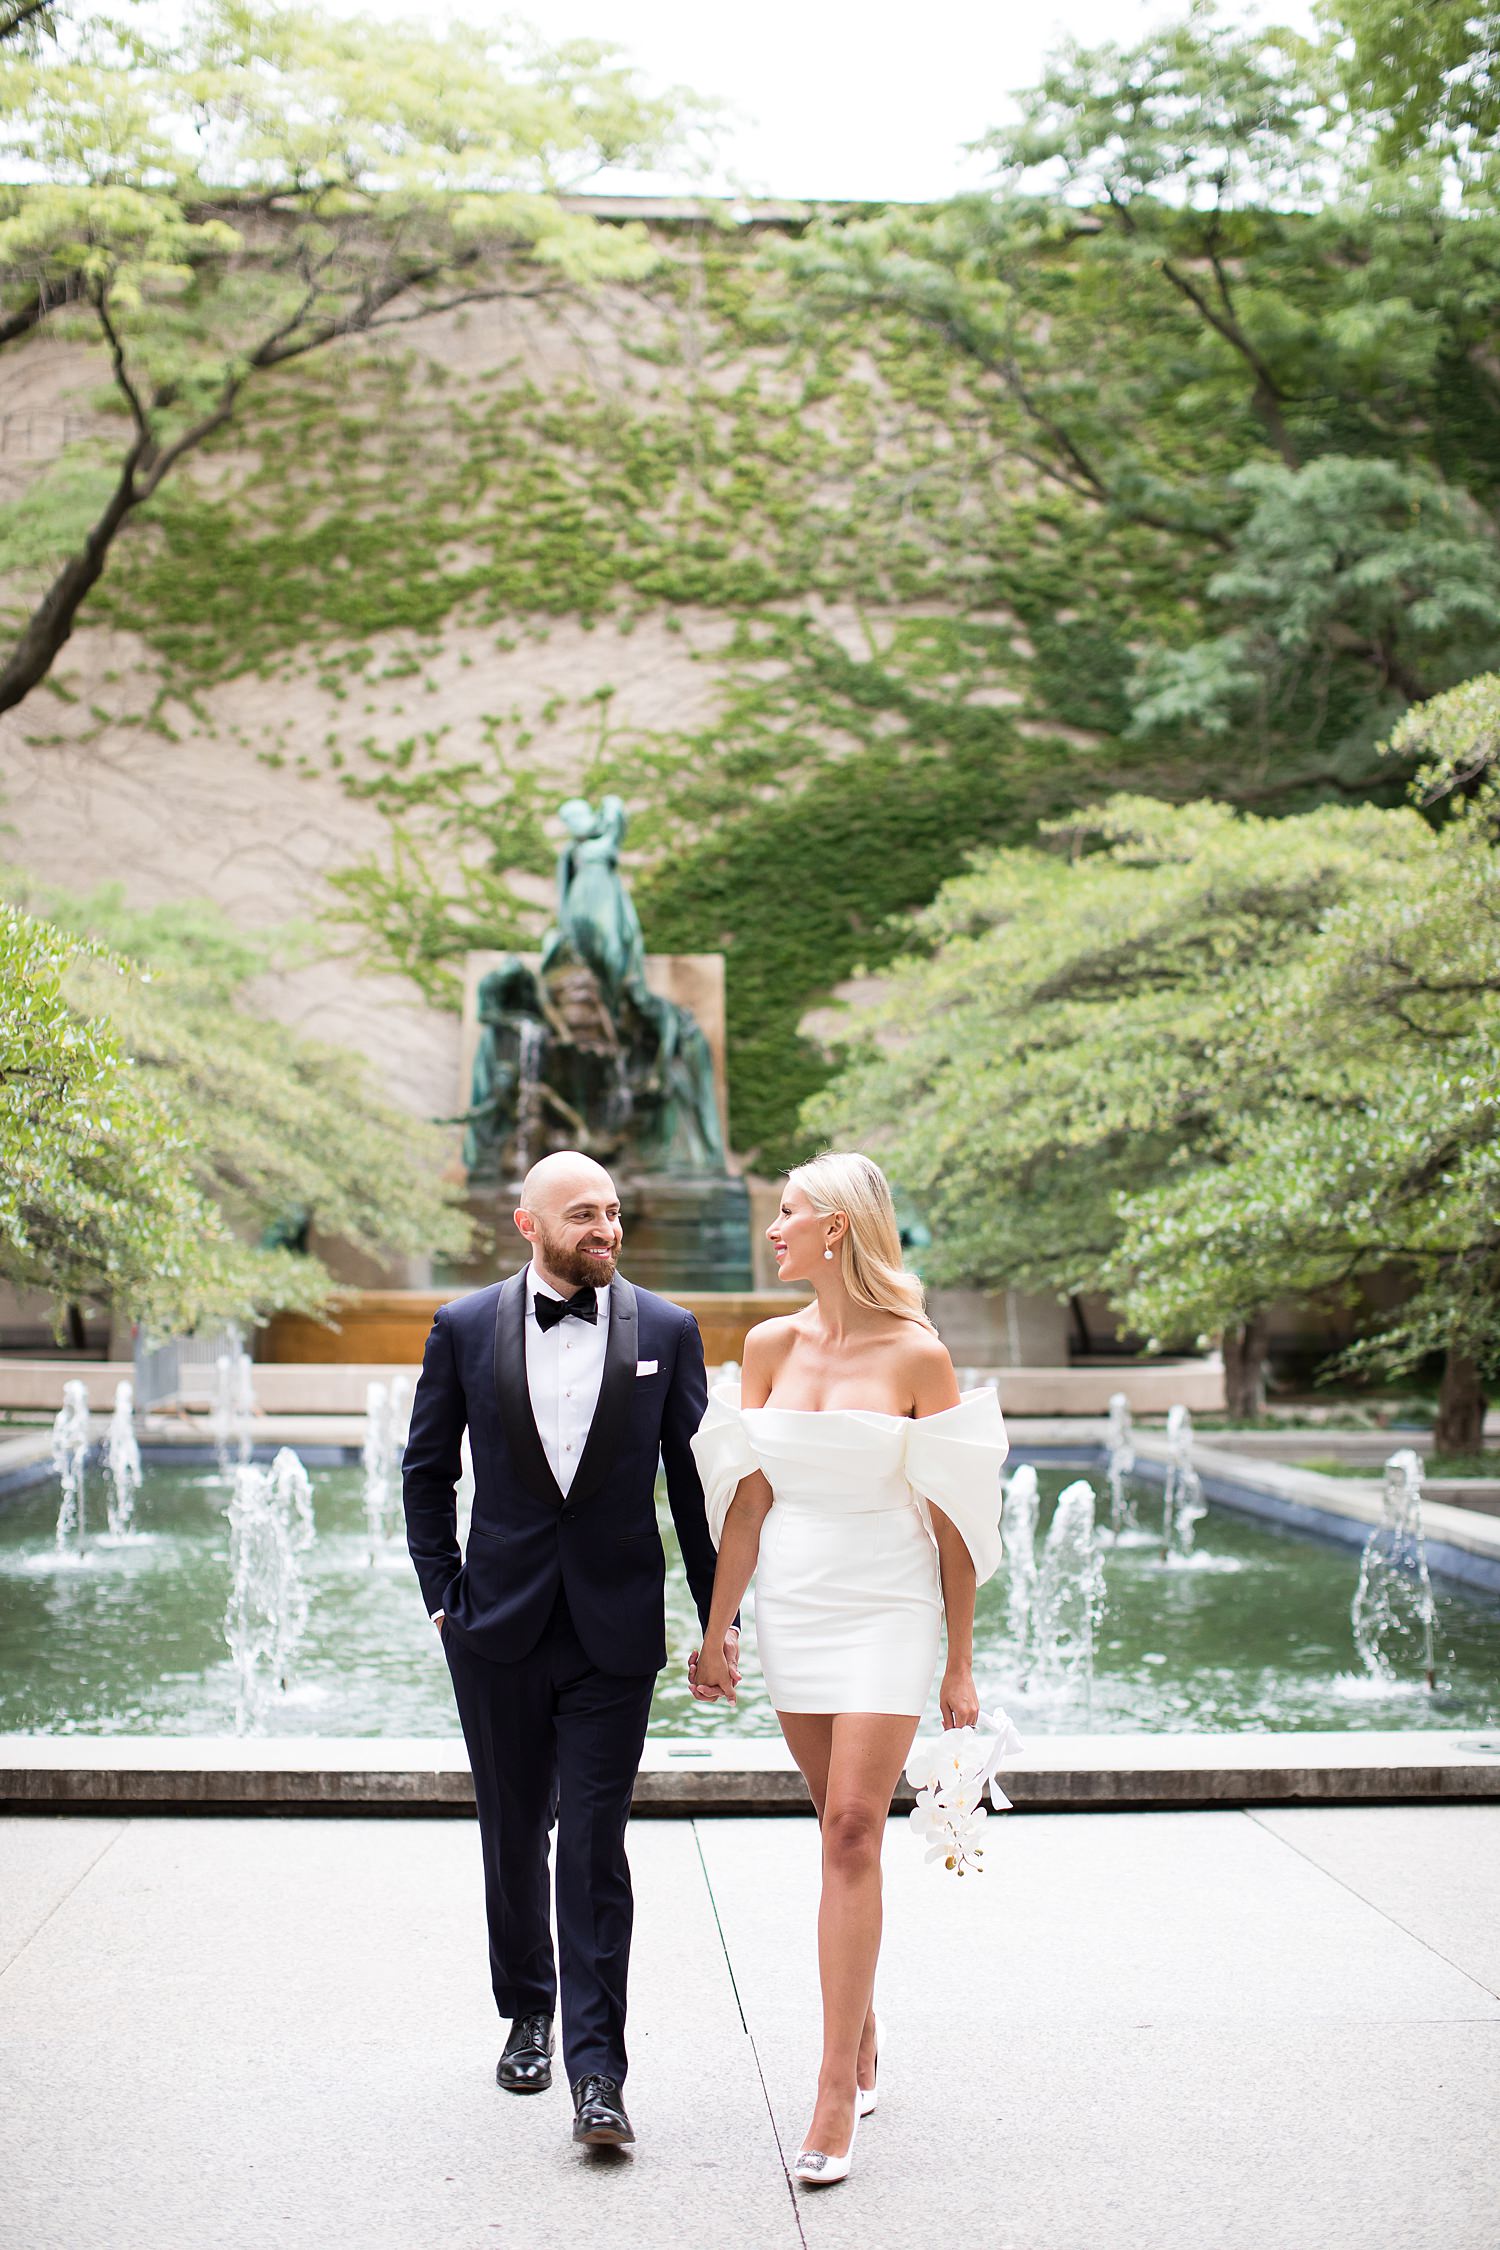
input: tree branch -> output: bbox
[1094,185,1302,469]
[93,288,155,450]
[0,258,565,713]
[0,0,52,43]
[0,433,151,712]
[1154,252,1301,469]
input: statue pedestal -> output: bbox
[614,1173,754,1294]
[441,1173,754,1296]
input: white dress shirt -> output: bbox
[525,1264,610,1497]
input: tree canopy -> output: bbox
[778,4,1500,798]
[1113,680,1500,1445]
[0,885,469,1332]
[802,794,1422,1401]
[0,0,698,709]
[808,693,1500,1438]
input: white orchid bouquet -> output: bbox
[906,1709,1024,1877]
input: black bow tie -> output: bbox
[535,1287,598,1332]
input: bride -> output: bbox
[689,1152,1008,2186]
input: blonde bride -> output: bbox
[689,1153,1008,2186]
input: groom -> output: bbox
[401,1150,733,2151]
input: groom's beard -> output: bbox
[534,1222,619,1290]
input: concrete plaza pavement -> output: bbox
[2,1804,1498,2250]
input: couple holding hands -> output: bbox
[401,1146,1007,2186]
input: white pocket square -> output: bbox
[635,1359,659,1376]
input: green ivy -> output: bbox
[22,221,1487,1166]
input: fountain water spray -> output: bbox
[104,1380,142,1537]
[209,1335,256,1474]
[1002,1463,1040,1668]
[1160,1404,1207,1560]
[224,1446,316,1732]
[1106,1391,1137,1534]
[1351,1448,1437,1691]
[50,1380,91,1552]
[1034,1478,1106,1722]
[361,1376,411,1557]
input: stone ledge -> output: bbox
[4,1731,1498,1816]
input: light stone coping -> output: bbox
[1130,1432,1500,1566]
[0,1356,1229,1416]
[4,1729,1499,1816]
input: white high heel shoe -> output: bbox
[793,2106,859,2187]
[858,2013,883,2118]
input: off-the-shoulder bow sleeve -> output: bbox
[689,1379,759,1547]
[904,1388,1009,1586]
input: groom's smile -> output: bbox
[514,1151,625,1293]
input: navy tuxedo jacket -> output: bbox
[401,1268,719,1676]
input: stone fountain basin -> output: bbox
[5,1435,1500,1780]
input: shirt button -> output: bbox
[565,1442,574,1452]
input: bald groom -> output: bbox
[401,1153,735,2152]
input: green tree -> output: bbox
[0,0,694,710]
[1112,780,1500,1449]
[1129,455,1500,751]
[0,887,469,1333]
[803,794,1422,1415]
[783,7,1500,792]
[1323,0,1500,160]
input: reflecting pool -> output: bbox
[2,1459,1499,1737]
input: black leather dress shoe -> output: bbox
[571,2074,635,2147]
[497,2013,554,2094]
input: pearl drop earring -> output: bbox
[824,1247,835,1261]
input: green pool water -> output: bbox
[2,1459,1498,1738]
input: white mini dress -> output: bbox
[690,1381,1009,1717]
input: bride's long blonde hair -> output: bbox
[786,1151,929,1325]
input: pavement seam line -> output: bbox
[691,1820,810,2249]
[1244,1808,1500,2004]
[0,1818,128,1983]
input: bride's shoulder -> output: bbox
[743,1314,800,1370]
[896,1319,959,1408]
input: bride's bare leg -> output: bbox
[779,1709,918,2157]
[778,1714,880,2095]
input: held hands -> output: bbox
[688,1626,742,1704]
[940,1660,980,1731]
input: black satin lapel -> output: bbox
[567,1276,638,1509]
[492,1268,565,1510]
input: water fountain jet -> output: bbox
[104,1380,142,1538]
[361,1377,411,1559]
[1034,1478,1106,1722]
[210,1337,256,1475]
[224,1446,316,1732]
[50,1380,90,1553]
[1002,1464,1040,1673]
[1106,1392,1137,1535]
[1352,1448,1437,1691]
[1161,1404,1207,1561]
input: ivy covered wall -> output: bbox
[2,213,1472,1165]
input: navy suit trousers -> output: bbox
[443,1589,655,2090]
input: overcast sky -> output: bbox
[315,0,1317,204]
[477,1,1313,202]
